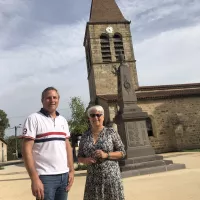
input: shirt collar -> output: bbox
[39,108,60,117]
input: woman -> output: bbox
[78,105,126,200]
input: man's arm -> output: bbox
[22,138,44,199]
[66,139,74,191]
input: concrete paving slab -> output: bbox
[0,152,200,200]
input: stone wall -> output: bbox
[137,96,200,153]
[106,96,200,153]
[85,17,200,154]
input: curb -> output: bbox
[0,160,24,167]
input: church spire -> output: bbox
[89,0,128,23]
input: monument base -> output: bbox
[114,114,186,178]
[119,154,186,178]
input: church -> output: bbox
[83,0,200,153]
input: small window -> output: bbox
[100,34,111,62]
[113,33,124,61]
[146,117,153,137]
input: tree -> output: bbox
[0,109,10,138]
[4,136,22,160]
[68,97,89,135]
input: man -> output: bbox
[22,87,74,200]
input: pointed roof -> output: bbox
[89,0,128,23]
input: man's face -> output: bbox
[42,90,59,113]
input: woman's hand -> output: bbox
[95,150,108,159]
[84,157,96,165]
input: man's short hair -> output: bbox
[41,87,60,101]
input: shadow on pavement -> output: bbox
[0,171,27,176]
[0,178,30,182]
[74,172,87,177]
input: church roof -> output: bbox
[97,83,200,101]
[89,0,128,23]
[0,138,7,145]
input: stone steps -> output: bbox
[120,160,167,171]
[121,163,186,178]
[119,155,164,165]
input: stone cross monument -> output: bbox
[114,54,155,158]
[114,54,185,177]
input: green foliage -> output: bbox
[4,136,22,161]
[75,163,88,171]
[68,97,89,135]
[0,109,10,138]
[181,149,200,152]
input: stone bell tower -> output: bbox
[84,0,139,105]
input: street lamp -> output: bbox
[14,124,21,159]
[0,117,2,136]
[0,117,3,162]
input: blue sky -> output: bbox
[0,0,200,136]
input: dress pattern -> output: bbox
[78,127,126,200]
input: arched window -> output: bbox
[100,34,111,62]
[146,117,154,137]
[113,33,124,61]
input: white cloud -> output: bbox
[0,0,200,136]
[0,0,31,47]
[117,0,200,85]
[0,20,87,96]
[135,24,200,85]
[0,3,89,135]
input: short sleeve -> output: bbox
[110,128,126,157]
[21,115,37,140]
[64,119,70,139]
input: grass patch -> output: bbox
[0,166,4,170]
[75,163,88,171]
[181,149,200,152]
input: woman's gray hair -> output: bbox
[87,105,104,117]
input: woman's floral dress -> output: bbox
[78,127,126,200]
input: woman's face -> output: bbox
[89,110,104,128]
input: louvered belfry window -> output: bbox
[100,34,112,62]
[113,33,124,61]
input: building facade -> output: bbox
[0,138,7,162]
[84,0,200,153]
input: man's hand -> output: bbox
[31,178,44,200]
[66,171,74,191]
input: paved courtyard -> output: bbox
[0,152,200,200]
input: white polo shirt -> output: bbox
[21,109,70,175]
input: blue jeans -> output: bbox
[39,173,68,200]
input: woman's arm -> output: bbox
[78,157,96,165]
[95,150,124,160]
[95,128,126,160]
